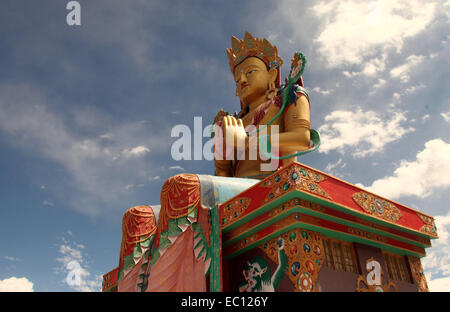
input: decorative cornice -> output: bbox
[352,191,402,223]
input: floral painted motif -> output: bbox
[407,256,429,292]
[417,213,438,237]
[289,52,306,80]
[222,197,252,226]
[352,191,402,223]
[259,229,324,292]
[262,167,330,205]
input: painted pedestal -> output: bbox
[103,162,437,292]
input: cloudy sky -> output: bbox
[0,0,448,292]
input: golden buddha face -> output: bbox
[233,57,277,105]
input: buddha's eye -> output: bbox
[246,69,256,76]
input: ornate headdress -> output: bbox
[226,32,284,74]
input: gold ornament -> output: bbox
[226,32,284,73]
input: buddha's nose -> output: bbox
[240,75,248,88]
[239,72,247,83]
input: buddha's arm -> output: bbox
[246,96,311,154]
[275,95,311,153]
[221,95,311,161]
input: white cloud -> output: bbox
[0,83,170,217]
[318,108,414,157]
[169,165,186,171]
[423,212,450,291]
[43,200,55,207]
[3,256,20,262]
[359,139,450,199]
[151,204,161,223]
[441,112,450,123]
[122,145,150,158]
[373,78,386,89]
[390,55,426,83]
[311,87,331,96]
[312,0,436,69]
[324,158,347,177]
[428,276,450,292]
[422,114,430,123]
[0,277,34,292]
[55,236,102,292]
[404,84,426,95]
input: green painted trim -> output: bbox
[223,205,429,250]
[222,189,436,241]
[293,190,435,240]
[222,190,298,233]
[224,221,425,261]
[223,210,425,258]
[210,204,222,292]
[298,206,430,248]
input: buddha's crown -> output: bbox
[226,32,284,73]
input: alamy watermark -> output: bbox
[170,117,279,171]
[66,1,81,26]
[65,260,82,286]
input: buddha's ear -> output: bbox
[268,67,278,86]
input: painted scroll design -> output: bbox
[262,166,331,205]
[352,191,402,223]
[259,229,324,292]
[222,197,252,226]
[407,256,429,292]
[417,213,438,237]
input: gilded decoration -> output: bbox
[221,197,252,226]
[407,256,429,292]
[259,229,324,292]
[262,166,330,205]
[352,191,402,223]
[356,257,398,292]
[226,31,284,73]
[417,213,438,237]
[348,227,387,244]
[225,207,425,258]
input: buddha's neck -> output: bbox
[245,94,269,113]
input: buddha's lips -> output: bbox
[241,82,248,90]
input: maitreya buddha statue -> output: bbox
[115,32,320,292]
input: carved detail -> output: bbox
[259,229,324,292]
[417,213,438,236]
[352,191,402,223]
[221,197,252,226]
[407,256,429,292]
[262,166,330,205]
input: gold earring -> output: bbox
[265,81,277,100]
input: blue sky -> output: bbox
[0,0,449,291]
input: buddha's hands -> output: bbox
[222,115,247,160]
[213,114,247,160]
